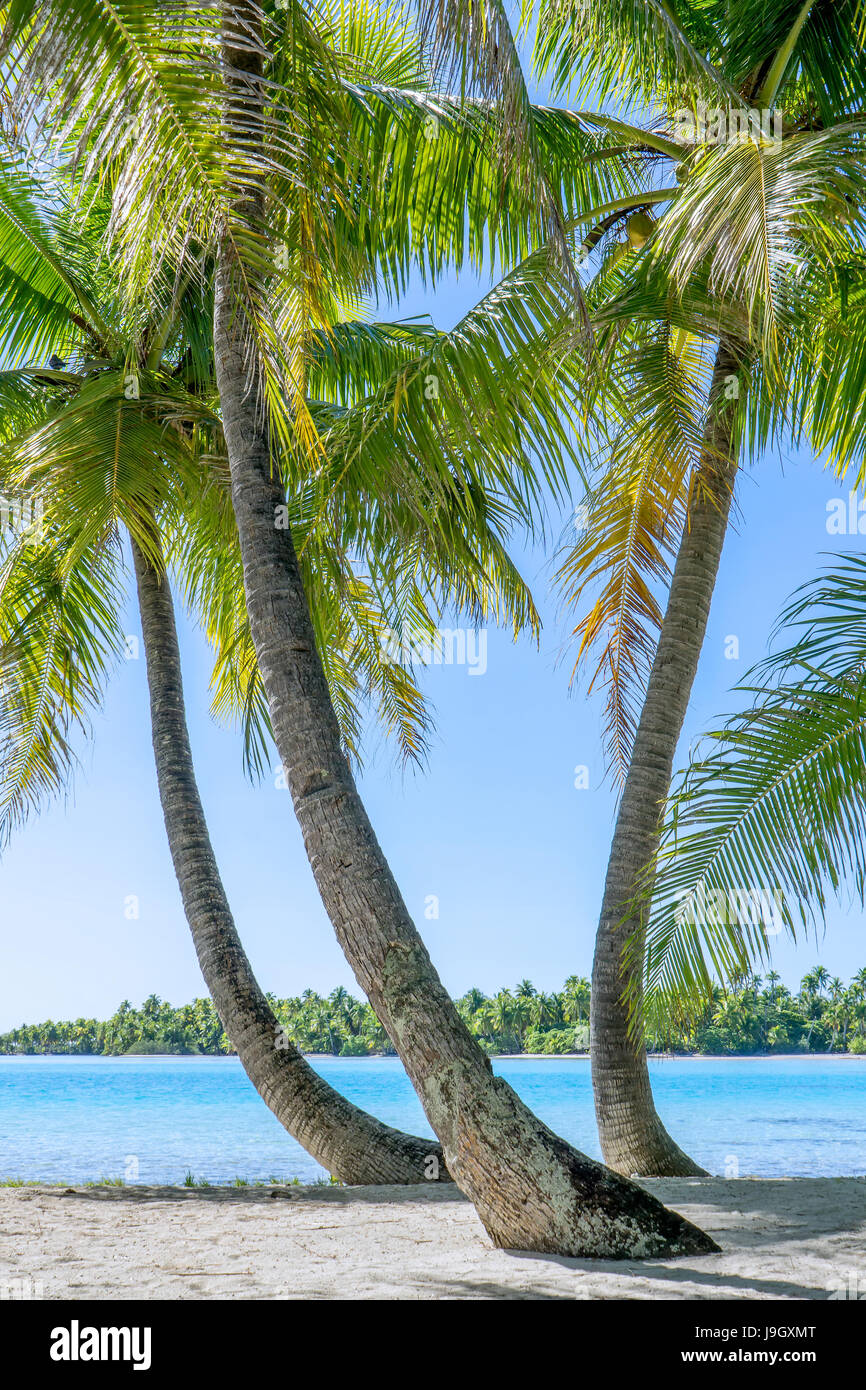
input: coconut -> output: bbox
[626,211,655,250]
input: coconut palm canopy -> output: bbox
[528,0,866,780]
[0,0,635,840]
[4,1,864,787]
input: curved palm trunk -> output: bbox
[131,533,449,1184]
[591,339,742,1176]
[213,160,716,1258]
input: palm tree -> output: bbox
[0,0,724,1256]
[133,531,451,1171]
[461,987,487,1016]
[489,990,523,1052]
[814,967,832,998]
[529,992,558,1027]
[831,996,851,1051]
[530,0,866,1174]
[0,166,455,1183]
[798,975,824,1050]
[563,975,591,1024]
[212,24,718,1247]
[711,996,745,1050]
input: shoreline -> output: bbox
[3,1050,864,1061]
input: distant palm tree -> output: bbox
[529,992,558,1028]
[563,976,591,1025]
[462,988,487,1015]
[814,968,832,998]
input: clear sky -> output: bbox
[2,317,863,1032]
[2,66,864,1032]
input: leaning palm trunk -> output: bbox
[212,17,716,1246]
[213,314,717,1255]
[591,339,742,1177]
[131,533,450,1184]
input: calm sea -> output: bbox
[1,1054,864,1185]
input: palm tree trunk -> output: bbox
[591,338,743,1176]
[213,309,718,1255]
[212,70,717,1250]
[212,0,718,1258]
[131,532,449,1184]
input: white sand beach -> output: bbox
[2,1177,864,1300]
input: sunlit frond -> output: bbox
[532,0,739,112]
[635,554,866,1030]
[0,527,124,846]
[556,284,718,779]
[653,126,866,373]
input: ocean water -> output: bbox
[1,1054,864,1185]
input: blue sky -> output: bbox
[2,51,865,1031]
[2,279,864,1031]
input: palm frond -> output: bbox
[0,527,124,847]
[0,149,111,360]
[556,300,717,780]
[412,0,583,291]
[636,553,866,1029]
[653,125,866,374]
[532,0,740,112]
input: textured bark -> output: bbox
[212,309,720,1255]
[211,0,718,1258]
[591,339,743,1177]
[211,28,718,1251]
[131,533,450,1184]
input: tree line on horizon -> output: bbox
[5,967,866,1058]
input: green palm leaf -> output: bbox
[637,554,866,1028]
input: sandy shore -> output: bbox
[2,1177,864,1299]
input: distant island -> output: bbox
[3,968,865,1057]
